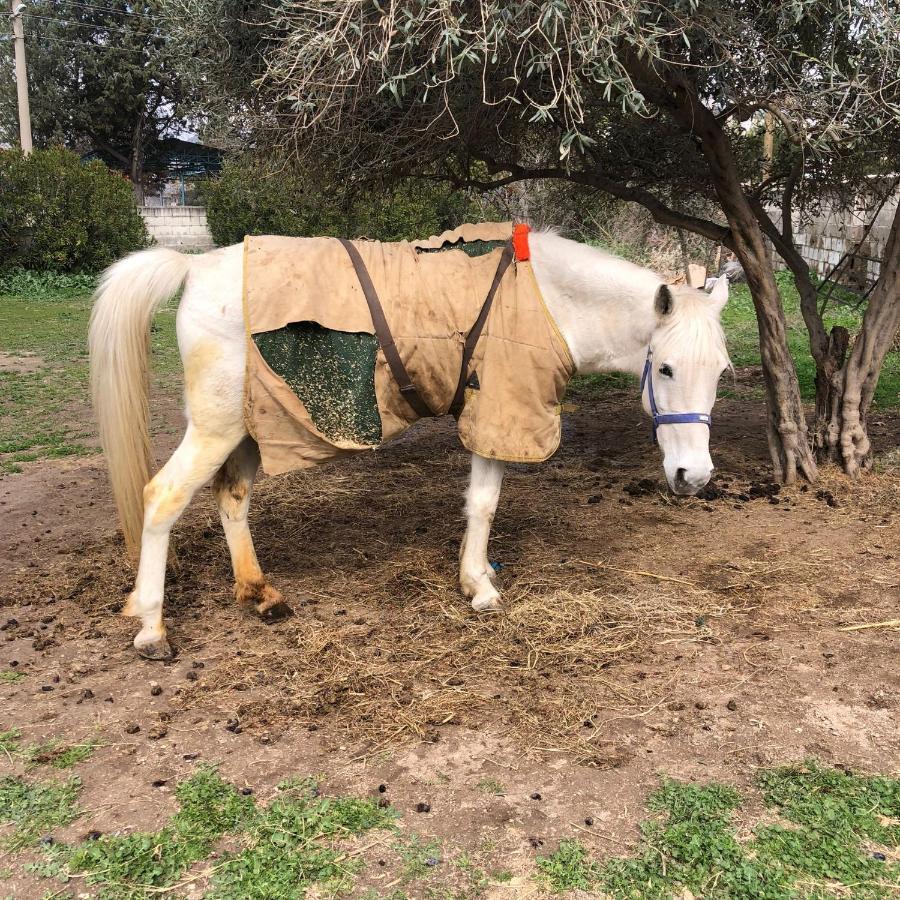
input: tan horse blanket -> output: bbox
[242,223,575,475]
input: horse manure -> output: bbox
[225,718,241,733]
[124,722,140,734]
[726,699,738,711]
[584,817,594,826]
[528,836,544,848]
[530,792,542,801]
[378,784,387,793]
[185,670,199,682]
[150,682,163,696]
[241,787,253,796]
[415,802,431,813]
[148,724,168,740]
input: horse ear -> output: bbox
[707,275,729,311]
[654,284,674,317]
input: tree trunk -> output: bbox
[825,203,900,474]
[755,197,899,471]
[622,55,818,482]
[675,101,817,483]
[759,231,848,458]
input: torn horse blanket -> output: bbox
[242,222,575,475]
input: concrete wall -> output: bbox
[140,206,214,252]
[769,188,898,290]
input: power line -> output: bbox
[24,11,159,34]
[33,34,191,56]
[37,1,179,20]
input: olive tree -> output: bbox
[169,0,899,479]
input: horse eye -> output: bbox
[659,364,673,378]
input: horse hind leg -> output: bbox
[212,437,290,622]
[123,425,244,659]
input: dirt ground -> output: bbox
[1,384,898,897]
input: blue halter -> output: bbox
[640,346,712,444]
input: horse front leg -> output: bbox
[459,453,505,611]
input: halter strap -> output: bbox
[640,347,712,444]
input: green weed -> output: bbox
[536,762,900,898]
[0,729,22,753]
[58,765,254,898]
[208,782,396,899]
[19,766,397,900]
[536,839,603,892]
[24,740,97,770]
[395,834,443,881]
[474,778,505,796]
[0,671,24,684]
[0,775,82,851]
[0,270,97,300]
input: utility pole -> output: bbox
[10,0,33,154]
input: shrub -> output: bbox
[0,269,96,299]
[201,155,477,246]
[0,148,147,273]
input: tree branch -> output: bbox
[463,155,733,247]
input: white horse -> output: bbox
[89,231,730,660]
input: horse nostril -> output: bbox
[676,468,687,485]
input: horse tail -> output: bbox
[89,247,194,556]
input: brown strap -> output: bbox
[337,238,436,419]
[448,241,515,419]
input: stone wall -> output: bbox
[140,206,214,252]
[770,187,898,290]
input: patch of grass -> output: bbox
[0,671,24,684]
[56,765,253,898]
[753,760,900,894]
[474,778,505,796]
[536,762,900,898]
[24,740,97,770]
[0,775,82,851]
[536,839,602,893]
[0,729,21,753]
[395,834,443,881]
[0,291,180,472]
[723,270,900,409]
[207,778,397,899]
[26,767,396,900]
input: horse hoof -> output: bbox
[250,585,292,623]
[254,598,293,623]
[471,593,502,613]
[136,636,174,661]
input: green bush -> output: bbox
[0,269,96,299]
[201,155,478,246]
[0,148,147,273]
